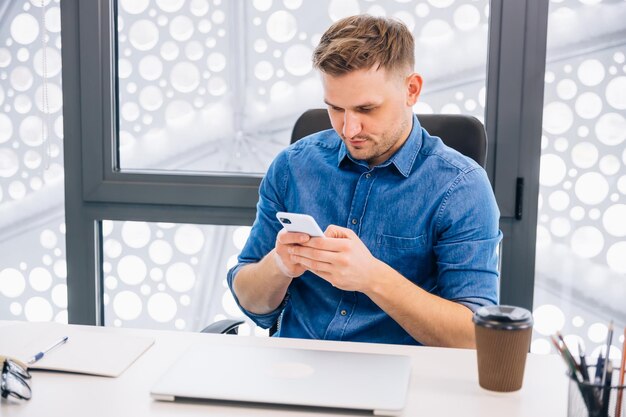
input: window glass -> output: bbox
[0,0,67,323]
[116,0,490,174]
[532,0,626,358]
[102,220,266,335]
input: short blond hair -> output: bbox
[312,15,415,76]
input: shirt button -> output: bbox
[365,173,371,179]
[351,218,358,225]
[340,310,347,316]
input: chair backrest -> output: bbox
[291,109,488,167]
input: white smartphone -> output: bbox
[276,212,325,237]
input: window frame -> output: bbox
[78,0,261,208]
[61,0,549,325]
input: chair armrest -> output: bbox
[200,319,244,335]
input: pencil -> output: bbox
[615,327,626,417]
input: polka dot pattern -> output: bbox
[537,44,625,276]
[116,0,491,173]
[0,217,68,323]
[117,0,232,171]
[533,1,625,357]
[102,221,253,332]
[0,0,64,203]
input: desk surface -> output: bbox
[0,321,567,417]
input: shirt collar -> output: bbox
[337,114,422,178]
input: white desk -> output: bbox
[0,321,567,417]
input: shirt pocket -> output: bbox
[375,233,430,284]
[377,233,427,249]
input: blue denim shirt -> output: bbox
[227,115,501,346]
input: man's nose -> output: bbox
[342,111,362,139]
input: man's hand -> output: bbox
[274,229,313,278]
[231,229,314,315]
[288,225,381,292]
[278,224,476,348]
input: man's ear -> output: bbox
[406,73,422,106]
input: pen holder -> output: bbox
[567,371,626,417]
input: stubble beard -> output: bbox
[344,117,409,166]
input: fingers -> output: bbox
[276,229,311,245]
[288,245,339,265]
[274,230,311,278]
[324,224,357,239]
[298,225,356,251]
[291,252,334,275]
[273,225,362,287]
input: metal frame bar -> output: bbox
[485,0,549,310]
[76,0,262,208]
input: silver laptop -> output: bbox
[151,342,412,416]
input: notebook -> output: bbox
[151,342,412,416]
[0,321,154,377]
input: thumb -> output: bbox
[324,224,357,239]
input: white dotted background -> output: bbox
[531,0,626,359]
[0,0,64,205]
[0,0,67,326]
[116,0,492,173]
[0,221,68,323]
[101,221,268,336]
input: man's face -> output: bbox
[321,66,422,167]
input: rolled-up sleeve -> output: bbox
[226,151,291,328]
[433,167,501,309]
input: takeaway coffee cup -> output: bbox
[473,305,534,392]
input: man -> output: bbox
[227,15,501,348]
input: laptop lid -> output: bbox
[151,342,411,416]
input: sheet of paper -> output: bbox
[0,322,154,377]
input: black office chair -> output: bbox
[203,109,488,335]
[200,320,244,334]
[291,109,487,167]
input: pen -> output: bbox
[601,321,614,386]
[550,335,581,381]
[578,342,590,382]
[555,332,583,377]
[589,352,606,414]
[27,336,69,365]
[600,361,613,417]
[595,353,605,385]
[551,336,596,411]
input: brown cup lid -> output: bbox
[473,305,533,330]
